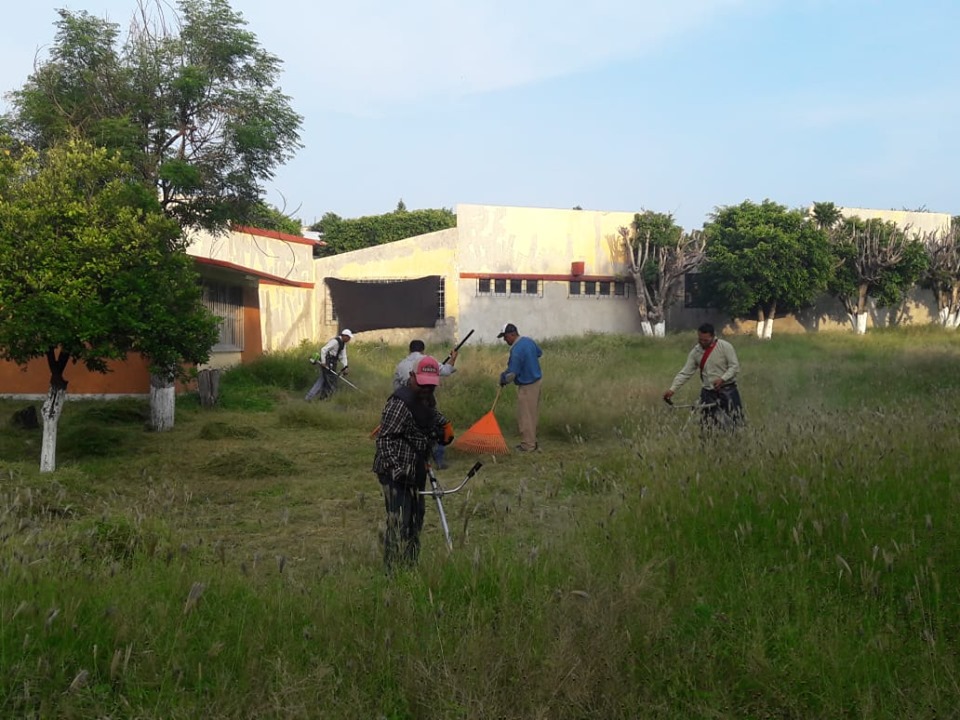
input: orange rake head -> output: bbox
[451,387,510,455]
[451,410,510,455]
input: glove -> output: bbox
[440,422,455,446]
[499,372,516,387]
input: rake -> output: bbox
[450,386,510,455]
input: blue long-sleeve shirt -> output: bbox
[501,336,543,385]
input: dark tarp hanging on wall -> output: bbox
[325,276,441,332]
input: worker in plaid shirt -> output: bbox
[373,355,453,570]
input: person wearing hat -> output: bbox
[497,322,543,452]
[392,339,459,469]
[373,355,454,570]
[305,329,353,401]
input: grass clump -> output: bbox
[3,329,960,717]
[200,448,296,478]
[197,421,261,440]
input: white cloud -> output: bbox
[265,0,758,113]
[2,0,762,115]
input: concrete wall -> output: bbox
[311,227,460,347]
[187,226,316,285]
[187,226,317,355]
[259,281,315,352]
[455,204,645,343]
[838,207,952,238]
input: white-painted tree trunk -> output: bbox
[640,320,654,337]
[653,321,665,337]
[849,313,868,335]
[40,384,67,473]
[149,373,176,432]
[761,317,774,339]
[938,307,960,329]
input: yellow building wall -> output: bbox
[259,282,315,352]
[456,204,636,276]
[839,207,952,238]
[187,227,315,284]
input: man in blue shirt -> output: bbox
[498,322,543,452]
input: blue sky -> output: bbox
[1,0,957,230]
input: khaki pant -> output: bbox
[517,379,541,451]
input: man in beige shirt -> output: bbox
[664,323,744,428]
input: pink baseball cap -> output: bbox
[414,356,441,386]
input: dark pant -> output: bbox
[305,366,338,401]
[699,384,745,430]
[379,472,426,570]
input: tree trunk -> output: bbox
[850,313,868,335]
[653,321,665,337]
[760,317,773,339]
[640,320,654,336]
[938,306,952,327]
[40,381,67,473]
[762,302,776,339]
[149,372,176,432]
[755,307,766,339]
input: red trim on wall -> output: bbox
[240,285,263,364]
[231,225,325,247]
[460,272,631,283]
[194,257,315,288]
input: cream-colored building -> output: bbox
[312,203,955,344]
[313,204,648,345]
[186,224,319,366]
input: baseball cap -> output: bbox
[496,323,518,338]
[340,329,353,338]
[414,356,441,386]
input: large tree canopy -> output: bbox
[312,203,456,257]
[9,0,303,232]
[0,137,218,470]
[6,0,302,430]
[699,200,834,338]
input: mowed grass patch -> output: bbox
[200,448,297,478]
[3,329,960,717]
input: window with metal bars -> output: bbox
[202,281,245,351]
[568,280,633,298]
[477,278,542,297]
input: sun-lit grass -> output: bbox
[2,329,960,717]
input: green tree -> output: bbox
[811,201,843,231]
[828,216,929,334]
[311,206,456,257]
[7,0,302,428]
[245,200,303,236]
[618,210,705,337]
[699,200,834,339]
[0,138,217,471]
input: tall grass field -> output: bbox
[1,328,959,718]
